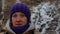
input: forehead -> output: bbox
[13,12,25,15]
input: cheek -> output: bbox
[12,17,16,23]
[22,18,27,25]
[22,17,27,24]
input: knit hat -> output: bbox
[9,3,31,22]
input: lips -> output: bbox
[16,24,22,25]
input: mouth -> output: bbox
[16,24,22,25]
[15,23,23,26]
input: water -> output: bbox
[31,1,60,34]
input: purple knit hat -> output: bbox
[9,3,31,22]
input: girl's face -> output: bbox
[12,12,27,27]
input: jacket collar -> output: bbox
[6,19,34,34]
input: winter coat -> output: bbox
[5,20,35,34]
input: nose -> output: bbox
[16,16,21,22]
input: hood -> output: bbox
[5,19,34,34]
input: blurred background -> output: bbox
[0,0,60,34]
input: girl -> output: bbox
[5,2,34,34]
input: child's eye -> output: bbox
[20,14,25,17]
[12,14,17,18]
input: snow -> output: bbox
[31,1,60,34]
